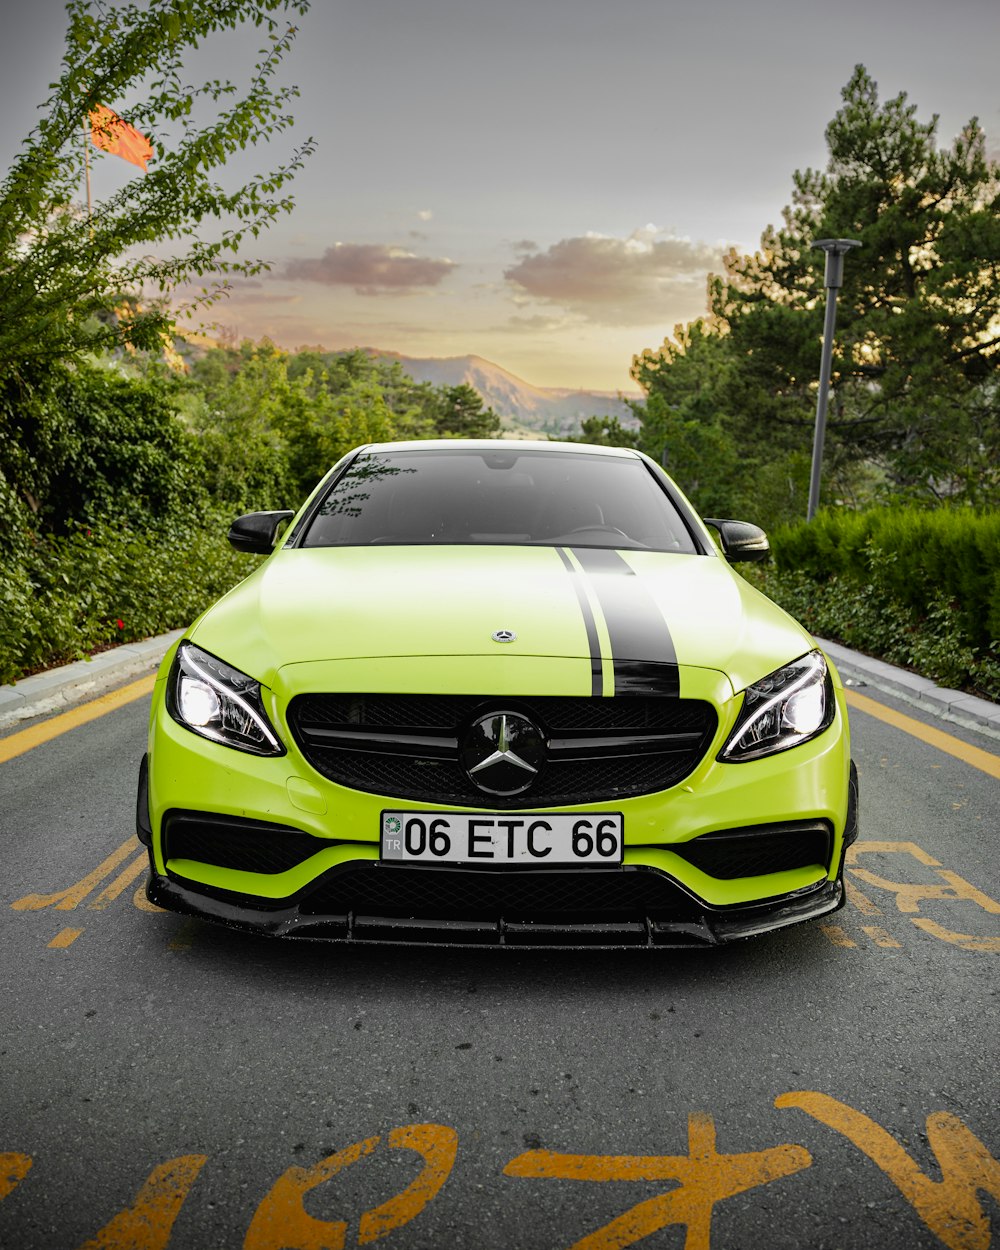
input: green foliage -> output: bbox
[0,359,203,532]
[770,508,1000,650]
[566,415,639,448]
[0,511,263,685]
[190,342,503,505]
[631,65,1000,523]
[0,0,314,376]
[743,508,1000,699]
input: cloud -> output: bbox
[417,209,433,221]
[284,243,456,294]
[504,227,722,324]
[492,312,581,335]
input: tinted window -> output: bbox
[300,449,698,553]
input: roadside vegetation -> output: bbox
[587,66,1000,701]
[0,17,996,699]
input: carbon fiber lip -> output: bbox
[146,869,843,949]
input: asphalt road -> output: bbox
[1,681,997,1250]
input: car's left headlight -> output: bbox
[719,650,834,762]
[166,642,285,756]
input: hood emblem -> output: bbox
[492,629,517,643]
[461,711,544,796]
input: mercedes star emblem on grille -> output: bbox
[491,629,516,643]
[461,711,545,796]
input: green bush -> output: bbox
[770,508,1000,651]
[0,512,262,685]
[744,513,1000,700]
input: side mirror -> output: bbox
[228,510,295,555]
[703,518,770,563]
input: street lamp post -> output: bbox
[807,238,861,521]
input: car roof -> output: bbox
[355,438,643,459]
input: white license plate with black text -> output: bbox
[380,812,623,865]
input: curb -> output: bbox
[1,629,997,743]
[0,630,184,730]
[818,637,1000,742]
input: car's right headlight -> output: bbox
[165,642,285,756]
[719,650,834,762]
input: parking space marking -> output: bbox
[505,1113,811,1250]
[836,841,1000,954]
[46,927,84,950]
[844,879,882,915]
[0,675,154,764]
[11,836,140,913]
[245,1124,458,1250]
[844,689,1000,779]
[778,1092,1000,1250]
[77,1156,207,1250]
[4,1099,996,1249]
[89,852,148,910]
[0,1153,32,1202]
[910,918,1000,954]
[860,925,901,949]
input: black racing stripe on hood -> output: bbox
[571,548,680,698]
[557,547,602,697]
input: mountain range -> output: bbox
[371,350,640,437]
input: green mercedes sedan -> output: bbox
[137,439,857,947]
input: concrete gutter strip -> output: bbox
[0,628,997,743]
[818,637,1000,742]
[0,630,184,730]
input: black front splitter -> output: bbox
[146,871,843,950]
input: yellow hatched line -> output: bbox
[844,689,1000,780]
[0,675,155,764]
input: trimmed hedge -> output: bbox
[745,507,1000,701]
[770,508,1000,652]
[0,512,261,686]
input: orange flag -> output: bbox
[89,105,153,171]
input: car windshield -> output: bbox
[299,449,699,552]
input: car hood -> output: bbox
[189,544,816,696]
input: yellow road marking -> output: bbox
[246,1125,458,1249]
[12,836,140,912]
[844,879,882,915]
[504,1114,811,1250]
[845,689,1000,779]
[777,1092,1000,1250]
[89,852,148,910]
[48,927,83,949]
[78,1156,207,1250]
[0,1153,32,1202]
[861,925,902,949]
[819,924,856,948]
[0,674,155,764]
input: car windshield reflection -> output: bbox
[300,449,699,553]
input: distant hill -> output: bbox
[370,351,640,437]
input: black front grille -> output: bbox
[298,862,701,924]
[163,811,330,874]
[671,822,833,878]
[287,693,717,807]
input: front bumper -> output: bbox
[147,863,845,948]
[143,651,855,946]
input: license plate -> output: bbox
[380,812,623,866]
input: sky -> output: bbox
[2,0,998,391]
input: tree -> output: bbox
[0,0,314,375]
[566,415,640,449]
[633,65,1000,518]
[429,384,502,439]
[0,0,314,532]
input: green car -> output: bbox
[138,440,857,947]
